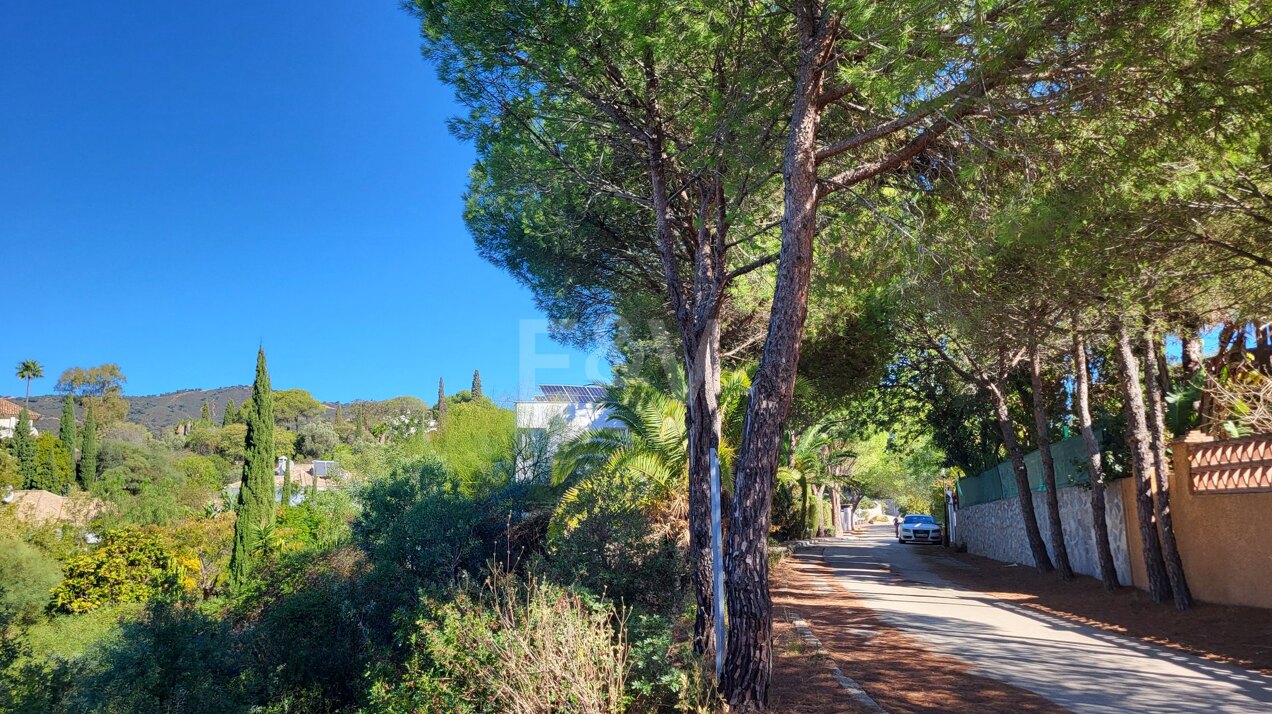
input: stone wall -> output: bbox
[956,484,1133,586]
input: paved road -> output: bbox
[819,527,1272,714]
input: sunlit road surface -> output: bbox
[818,527,1272,714]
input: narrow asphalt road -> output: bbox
[819,527,1272,714]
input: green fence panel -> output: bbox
[956,432,1097,508]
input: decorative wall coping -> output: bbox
[1175,430,1272,495]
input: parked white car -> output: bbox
[898,514,942,544]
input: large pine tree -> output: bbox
[471,370,483,400]
[13,408,36,488]
[229,348,276,589]
[59,395,77,467]
[79,401,98,487]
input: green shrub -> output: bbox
[70,602,246,713]
[0,539,62,625]
[50,529,186,614]
[368,575,628,714]
[354,456,483,589]
[546,505,687,613]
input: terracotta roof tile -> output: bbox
[0,397,39,420]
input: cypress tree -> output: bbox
[14,408,36,488]
[201,399,212,422]
[38,443,59,492]
[472,370,483,400]
[229,348,276,590]
[59,395,77,466]
[79,402,98,486]
[222,398,238,426]
[334,404,344,426]
[437,378,448,419]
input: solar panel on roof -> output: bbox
[538,384,608,403]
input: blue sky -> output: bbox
[2,2,610,405]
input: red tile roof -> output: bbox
[0,397,39,420]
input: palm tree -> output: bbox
[549,370,750,540]
[15,360,43,406]
[777,424,833,539]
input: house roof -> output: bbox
[3,489,106,525]
[0,397,39,420]
[536,385,608,403]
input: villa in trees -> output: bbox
[513,384,622,480]
[0,397,38,439]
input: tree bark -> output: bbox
[1071,329,1119,591]
[1143,334,1193,610]
[684,318,724,655]
[830,488,842,535]
[812,484,826,537]
[721,3,835,706]
[1181,331,1204,382]
[1028,334,1073,579]
[988,379,1055,572]
[1113,323,1173,603]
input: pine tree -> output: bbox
[334,404,344,426]
[229,348,276,590]
[13,408,36,488]
[222,398,238,426]
[437,378,448,419]
[59,395,77,466]
[79,401,98,486]
[201,399,212,422]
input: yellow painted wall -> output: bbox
[1120,439,1272,610]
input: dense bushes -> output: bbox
[366,575,630,714]
[0,539,62,625]
[0,394,703,712]
[50,529,190,614]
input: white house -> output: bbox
[513,385,624,481]
[0,398,38,439]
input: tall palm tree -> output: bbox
[550,370,750,540]
[15,360,43,406]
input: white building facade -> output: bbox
[513,385,624,481]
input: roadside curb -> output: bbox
[783,607,887,713]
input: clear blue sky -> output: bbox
[2,1,610,405]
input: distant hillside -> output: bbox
[9,388,428,435]
[14,386,252,434]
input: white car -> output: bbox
[898,514,942,544]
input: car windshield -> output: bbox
[903,515,935,524]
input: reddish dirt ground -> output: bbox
[767,555,1071,713]
[915,547,1272,676]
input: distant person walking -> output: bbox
[893,516,901,538]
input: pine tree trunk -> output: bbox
[684,318,723,656]
[1113,324,1172,603]
[1028,335,1073,579]
[989,380,1055,572]
[1071,329,1119,590]
[721,4,833,705]
[1181,332,1204,382]
[1143,334,1192,610]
